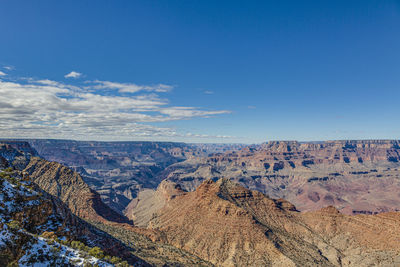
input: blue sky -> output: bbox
[0,1,399,143]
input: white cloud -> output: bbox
[0,71,6,76]
[159,107,231,119]
[90,80,173,93]
[3,66,13,71]
[64,71,82,79]
[204,90,214,94]
[0,73,231,141]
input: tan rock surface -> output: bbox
[163,140,400,215]
[24,157,130,224]
[147,179,400,266]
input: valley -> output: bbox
[25,139,245,213]
[1,139,400,266]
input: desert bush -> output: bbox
[41,231,57,240]
[51,246,61,254]
[110,256,122,264]
[7,220,20,230]
[60,239,69,246]
[88,246,104,259]
[103,255,112,262]
[71,240,86,251]
[117,261,130,267]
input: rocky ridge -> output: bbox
[1,141,130,224]
[24,139,245,213]
[161,140,400,214]
[0,167,145,266]
[145,178,400,266]
[24,157,130,224]
[0,141,215,266]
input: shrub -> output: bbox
[110,256,122,264]
[7,220,20,230]
[51,246,61,254]
[88,246,104,259]
[41,231,57,240]
[71,240,86,251]
[60,239,69,246]
[117,261,130,267]
[103,255,112,263]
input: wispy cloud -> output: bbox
[0,71,6,76]
[204,90,214,94]
[3,66,13,71]
[159,107,230,119]
[0,71,231,141]
[64,71,82,79]
[89,80,173,93]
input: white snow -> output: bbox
[0,172,115,267]
[18,236,113,266]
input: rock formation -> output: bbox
[0,141,213,266]
[146,179,400,266]
[24,139,245,213]
[24,157,131,224]
[162,140,400,215]
[0,167,146,266]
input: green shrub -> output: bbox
[60,239,69,246]
[117,261,130,267]
[88,246,104,259]
[51,246,61,254]
[110,256,122,264]
[103,255,112,263]
[71,240,86,251]
[7,220,20,230]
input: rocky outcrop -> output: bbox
[0,141,130,224]
[1,141,213,266]
[163,140,400,215]
[207,140,400,168]
[24,157,131,224]
[0,168,146,266]
[24,139,244,213]
[0,143,34,170]
[124,180,186,227]
[147,179,400,266]
[0,140,38,157]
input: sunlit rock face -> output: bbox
[144,178,400,267]
[161,140,400,215]
[23,139,244,213]
[0,144,145,266]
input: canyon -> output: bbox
[145,178,400,266]
[1,139,400,266]
[25,139,245,213]
[160,140,400,215]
